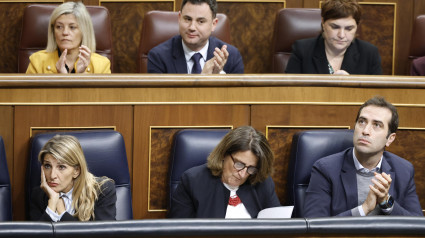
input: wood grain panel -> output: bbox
[101,2,174,73]
[149,128,179,211]
[149,126,232,211]
[0,106,13,185]
[12,105,133,220]
[252,104,358,204]
[0,3,27,73]
[267,127,349,206]
[358,3,395,75]
[398,0,415,75]
[133,105,250,219]
[219,2,285,73]
[388,129,425,211]
[267,127,301,206]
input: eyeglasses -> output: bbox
[229,154,258,175]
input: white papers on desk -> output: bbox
[257,206,294,218]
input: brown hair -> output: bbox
[321,0,361,25]
[207,126,274,185]
[355,96,399,137]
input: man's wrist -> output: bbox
[379,195,394,209]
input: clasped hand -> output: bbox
[362,172,392,214]
[202,45,229,74]
[56,45,91,74]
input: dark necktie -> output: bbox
[191,53,202,74]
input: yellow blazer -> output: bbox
[26,50,111,74]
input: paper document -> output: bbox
[257,206,294,218]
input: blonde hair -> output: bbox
[207,126,274,185]
[38,134,110,221]
[46,1,96,52]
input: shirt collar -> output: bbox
[59,187,73,200]
[352,148,382,173]
[182,40,209,63]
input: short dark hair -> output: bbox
[181,0,217,18]
[207,126,274,185]
[355,96,399,137]
[321,0,362,25]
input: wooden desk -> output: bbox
[1,74,425,220]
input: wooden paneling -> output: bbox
[0,3,27,73]
[133,105,250,219]
[101,1,174,73]
[12,105,133,220]
[359,3,395,75]
[219,1,285,73]
[0,106,13,184]
[389,129,425,209]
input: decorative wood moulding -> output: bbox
[30,126,116,138]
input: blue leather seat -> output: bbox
[169,129,230,207]
[28,130,132,220]
[0,136,12,221]
[287,129,354,217]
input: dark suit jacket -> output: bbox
[304,148,423,217]
[285,35,382,75]
[29,179,117,221]
[147,35,244,74]
[169,164,281,218]
[411,56,425,76]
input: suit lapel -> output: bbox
[220,182,230,217]
[206,37,215,61]
[341,148,359,209]
[381,153,396,196]
[237,183,259,218]
[341,39,360,73]
[313,36,331,74]
[172,36,189,73]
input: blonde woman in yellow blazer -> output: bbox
[26,2,111,74]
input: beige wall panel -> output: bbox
[13,105,133,220]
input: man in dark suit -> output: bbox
[147,0,244,74]
[304,96,423,217]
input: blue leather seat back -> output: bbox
[169,129,230,206]
[287,129,354,217]
[0,136,12,221]
[28,130,132,220]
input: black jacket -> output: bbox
[29,179,116,221]
[285,35,382,75]
[169,164,281,218]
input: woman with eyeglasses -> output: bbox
[169,126,280,218]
